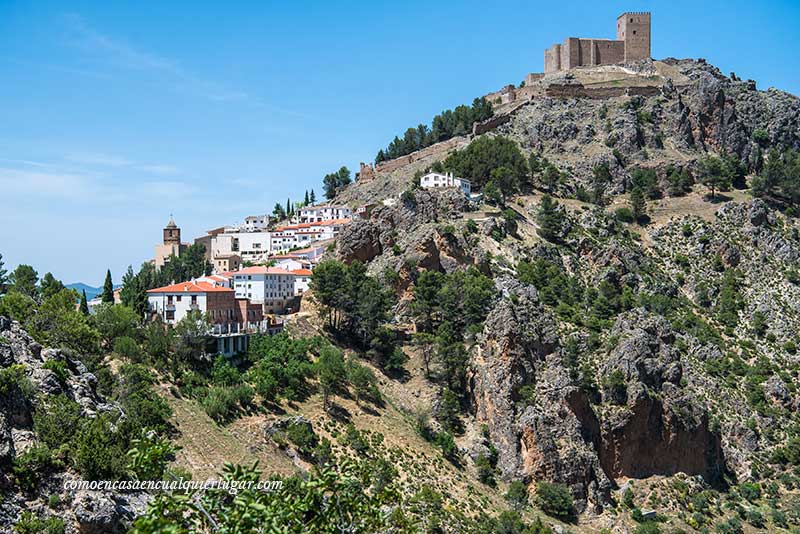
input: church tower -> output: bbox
[163,216,181,246]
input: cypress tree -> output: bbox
[310,189,316,203]
[304,190,310,205]
[79,290,90,315]
[101,270,114,303]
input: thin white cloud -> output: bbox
[0,167,93,198]
[60,13,305,116]
[136,164,180,175]
[66,151,133,167]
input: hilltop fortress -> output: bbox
[544,12,651,73]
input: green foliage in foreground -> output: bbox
[131,458,554,534]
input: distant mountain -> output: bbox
[65,283,102,300]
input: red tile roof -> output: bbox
[290,269,313,276]
[147,281,233,293]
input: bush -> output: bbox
[615,207,635,223]
[13,445,59,492]
[286,421,318,455]
[534,481,575,520]
[42,359,69,385]
[34,395,83,452]
[113,336,143,361]
[14,511,65,534]
[435,431,460,464]
[475,454,496,486]
[0,364,35,399]
[75,415,128,481]
[634,523,660,534]
[505,480,529,510]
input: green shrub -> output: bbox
[534,481,575,520]
[475,454,496,486]
[13,445,59,492]
[34,394,83,452]
[42,359,69,385]
[505,480,529,510]
[14,511,65,534]
[286,421,318,455]
[616,207,635,223]
[113,336,143,361]
[0,364,35,399]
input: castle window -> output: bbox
[630,18,633,22]
[633,30,637,35]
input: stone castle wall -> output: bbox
[544,12,650,73]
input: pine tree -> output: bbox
[536,195,563,242]
[101,269,114,303]
[629,187,646,223]
[79,290,90,315]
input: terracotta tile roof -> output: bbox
[147,281,233,293]
[290,269,313,276]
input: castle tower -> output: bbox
[616,12,651,62]
[163,216,181,246]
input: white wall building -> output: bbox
[296,204,352,224]
[146,280,237,325]
[420,171,471,197]
[242,214,270,232]
[231,266,312,315]
[211,231,272,264]
[270,219,349,253]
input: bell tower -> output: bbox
[163,215,181,246]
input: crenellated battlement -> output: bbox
[545,12,651,73]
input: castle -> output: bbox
[544,12,651,73]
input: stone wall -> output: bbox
[544,12,650,72]
[544,44,561,73]
[545,83,661,99]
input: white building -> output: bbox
[420,171,471,197]
[231,266,313,315]
[270,219,349,253]
[296,204,352,224]
[242,214,270,232]
[146,280,237,325]
[211,231,272,264]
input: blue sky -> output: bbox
[1,0,798,285]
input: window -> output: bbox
[166,310,175,320]
[633,30,637,35]
[191,295,197,305]
[176,296,181,302]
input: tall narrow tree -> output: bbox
[79,290,90,315]
[310,189,316,204]
[102,270,114,303]
[0,253,7,294]
[304,190,310,205]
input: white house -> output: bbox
[420,171,471,197]
[296,204,352,224]
[242,214,270,232]
[146,280,237,325]
[231,266,313,315]
[211,231,272,264]
[270,219,349,253]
